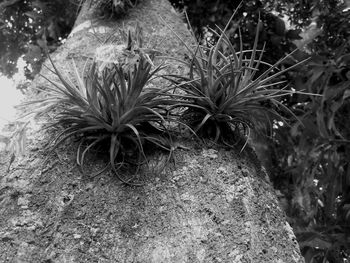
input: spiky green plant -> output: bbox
[91,0,137,19]
[163,11,311,149]
[28,55,174,185]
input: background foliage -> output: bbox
[1,0,350,262]
[0,0,78,79]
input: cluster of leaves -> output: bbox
[0,0,78,78]
[91,0,138,19]
[28,54,174,185]
[165,12,308,149]
[311,6,350,53]
[269,0,349,31]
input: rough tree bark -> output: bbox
[0,0,304,262]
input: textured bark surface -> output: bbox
[0,0,304,262]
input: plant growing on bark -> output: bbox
[90,0,138,19]
[27,55,173,185]
[165,12,310,149]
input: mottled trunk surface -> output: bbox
[0,0,304,262]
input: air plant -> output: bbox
[163,10,312,149]
[27,55,174,185]
[92,0,138,19]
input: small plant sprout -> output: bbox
[163,9,312,150]
[27,54,174,185]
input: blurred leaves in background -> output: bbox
[0,0,78,79]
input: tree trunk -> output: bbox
[0,0,304,262]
